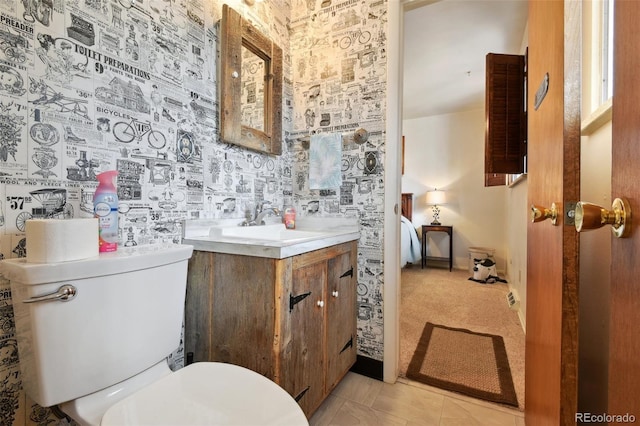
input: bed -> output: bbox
[401,193,422,267]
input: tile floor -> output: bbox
[310,372,525,426]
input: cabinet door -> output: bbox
[282,260,326,417]
[185,251,277,377]
[211,254,277,377]
[326,244,357,392]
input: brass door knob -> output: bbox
[575,198,631,238]
[531,203,558,225]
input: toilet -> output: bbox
[0,243,308,425]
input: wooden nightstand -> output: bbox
[421,225,453,271]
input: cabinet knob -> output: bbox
[332,290,339,298]
[317,300,324,308]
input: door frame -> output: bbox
[608,0,640,414]
[382,0,402,383]
[385,9,582,424]
[384,0,453,383]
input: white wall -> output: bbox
[505,12,529,329]
[402,108,508,273]
[505,176,528,327]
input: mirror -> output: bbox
[220,5,282,154]
[241,45,265,132]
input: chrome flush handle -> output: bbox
[23,284,77,304]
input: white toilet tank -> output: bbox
[0,243,193,408]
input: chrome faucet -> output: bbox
[241,202,281,226]
[255,207,281,225]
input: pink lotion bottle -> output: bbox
[94,170,119,252]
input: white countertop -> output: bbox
[182,217,360,259]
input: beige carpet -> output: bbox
[400,265,525,410]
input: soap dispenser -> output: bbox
[284,205,296,229]
[94,170,119,252]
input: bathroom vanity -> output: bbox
[182,219,359,417]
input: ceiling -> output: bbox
[402,0,529,120]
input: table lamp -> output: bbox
[426,189,447,225]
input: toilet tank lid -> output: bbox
[0,244,194,285]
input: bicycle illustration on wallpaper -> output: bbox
[112,118,166,149]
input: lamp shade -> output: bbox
[426,190,446,206]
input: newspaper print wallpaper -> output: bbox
[289,0,387,364]
[0,0,387,423]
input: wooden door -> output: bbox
[282,257,325,417]
[608,1,640,415]
[525,1,581,424]
[326,242,357,392]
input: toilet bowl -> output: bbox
[100,362,306,426]
[0,243,307,425]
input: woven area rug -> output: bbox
[406,322,518,407]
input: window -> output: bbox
[581,0,614,134]
[601,0,614,103]
[484,53,527,185]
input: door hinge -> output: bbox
[340,335,354,354]
[294,386,310,402]
[340,266,353,278]
[289,291,311,312]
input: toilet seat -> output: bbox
[101,362,308,426]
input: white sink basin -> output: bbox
[208,224,325,242]
[183,217,360,259]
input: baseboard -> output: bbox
[517,308,526,333]
[350,355,383,381]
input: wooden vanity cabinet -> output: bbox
[184,241,357,418]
